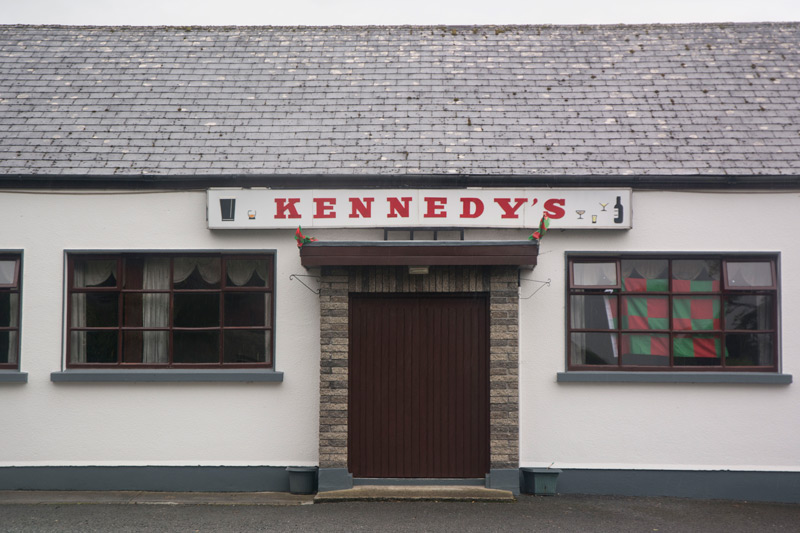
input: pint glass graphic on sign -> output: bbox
[219,198,236,221]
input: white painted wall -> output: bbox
[0,190,320,466]
[1,188,797,473]
[519,190,800,472]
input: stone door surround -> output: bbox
[318,265,519,490]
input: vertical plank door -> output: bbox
[348,293,489,478]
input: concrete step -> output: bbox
[314,485,515,503]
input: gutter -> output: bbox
[1,173,800,190]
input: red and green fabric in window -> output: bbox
[673,334,722,359]
[673,295,721,358]
[621,276,723,360]
[622,333,669,358]
[623,277,668,293]
[621,295,669,357]
[671,279,720,292]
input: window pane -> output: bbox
[71,293,118,327]
[621,259,668,292]
[122,331,168,363]
[224,330,271,363]
[570,332,618,365]
[621,334,670,366]
[70,331,118,363]
[673,334,721,365]
[673,296,720,331]
[123,293,169,328]
[174,257,221,289]
[725,295,773,330]
[725,333,774,366]
[573,262,617,286]
[224,293,270,327]
[73,259,117,287]
[726,262,773,288]
[226,259,269,287]
[0,260,16,285]
[173,331,219,363]
[121,331,143,363]
[621,296,668,330]
[124,256,170,290]
[0,331,18,364]
[570,295,617,329]
[0,293,19,327]
[173,294,219,327]
[672,259,720,292]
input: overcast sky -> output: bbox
[2,0,800,26]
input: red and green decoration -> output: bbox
[621,276,723,359]
[295,226,317,248]
[529,213,550,242]
[673,296,720,332]
[623,277,669,292]
[622,333,670,358]
[672,279,720,292]
[673,334,722,359]
[622,296,669,331]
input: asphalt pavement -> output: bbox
[1,492,799,532]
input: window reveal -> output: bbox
[67,254,274,367]
[568,256,777,371]
[0,255,21,368]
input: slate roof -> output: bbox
[0,23,799,177]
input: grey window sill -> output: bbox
[50,369,283,383]
[0,371,28,383]
[557,372,792,384]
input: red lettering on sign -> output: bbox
[544,198,566,219]
[494,198,528,219]
[349,197,374,218]
[387,197,412,218]
[460,197,484,218]
[313,198,336,219]
[424,197,447,218]
[274,198,301,219]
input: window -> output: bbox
[568,255,778,371]
[0,254,21,369]
[67,253,274,368]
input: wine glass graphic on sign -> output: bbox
[600,202,609,211]
[576,209,586,220]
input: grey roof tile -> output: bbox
[1,23,800,177]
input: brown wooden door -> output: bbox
[348,293,489,478]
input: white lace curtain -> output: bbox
[71,260,116,363]
[622,259,667,280]
[727,262,770,287]
[172,258,266,286]
[227,260,268,287]
[571,263,619,363]
[173,257,221,285]
[672,260,719,282]
[572,262,616,286]
[0,261,16,285]
[143,258,170,363]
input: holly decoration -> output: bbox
[529,213,550,242]
[295,226,318,248]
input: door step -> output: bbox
[314,485,515,503]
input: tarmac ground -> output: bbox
[0,491,799,532]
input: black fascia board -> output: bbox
[1,173,800,190]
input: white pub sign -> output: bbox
[207,188,632,230]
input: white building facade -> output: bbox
[1,24,798,501]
